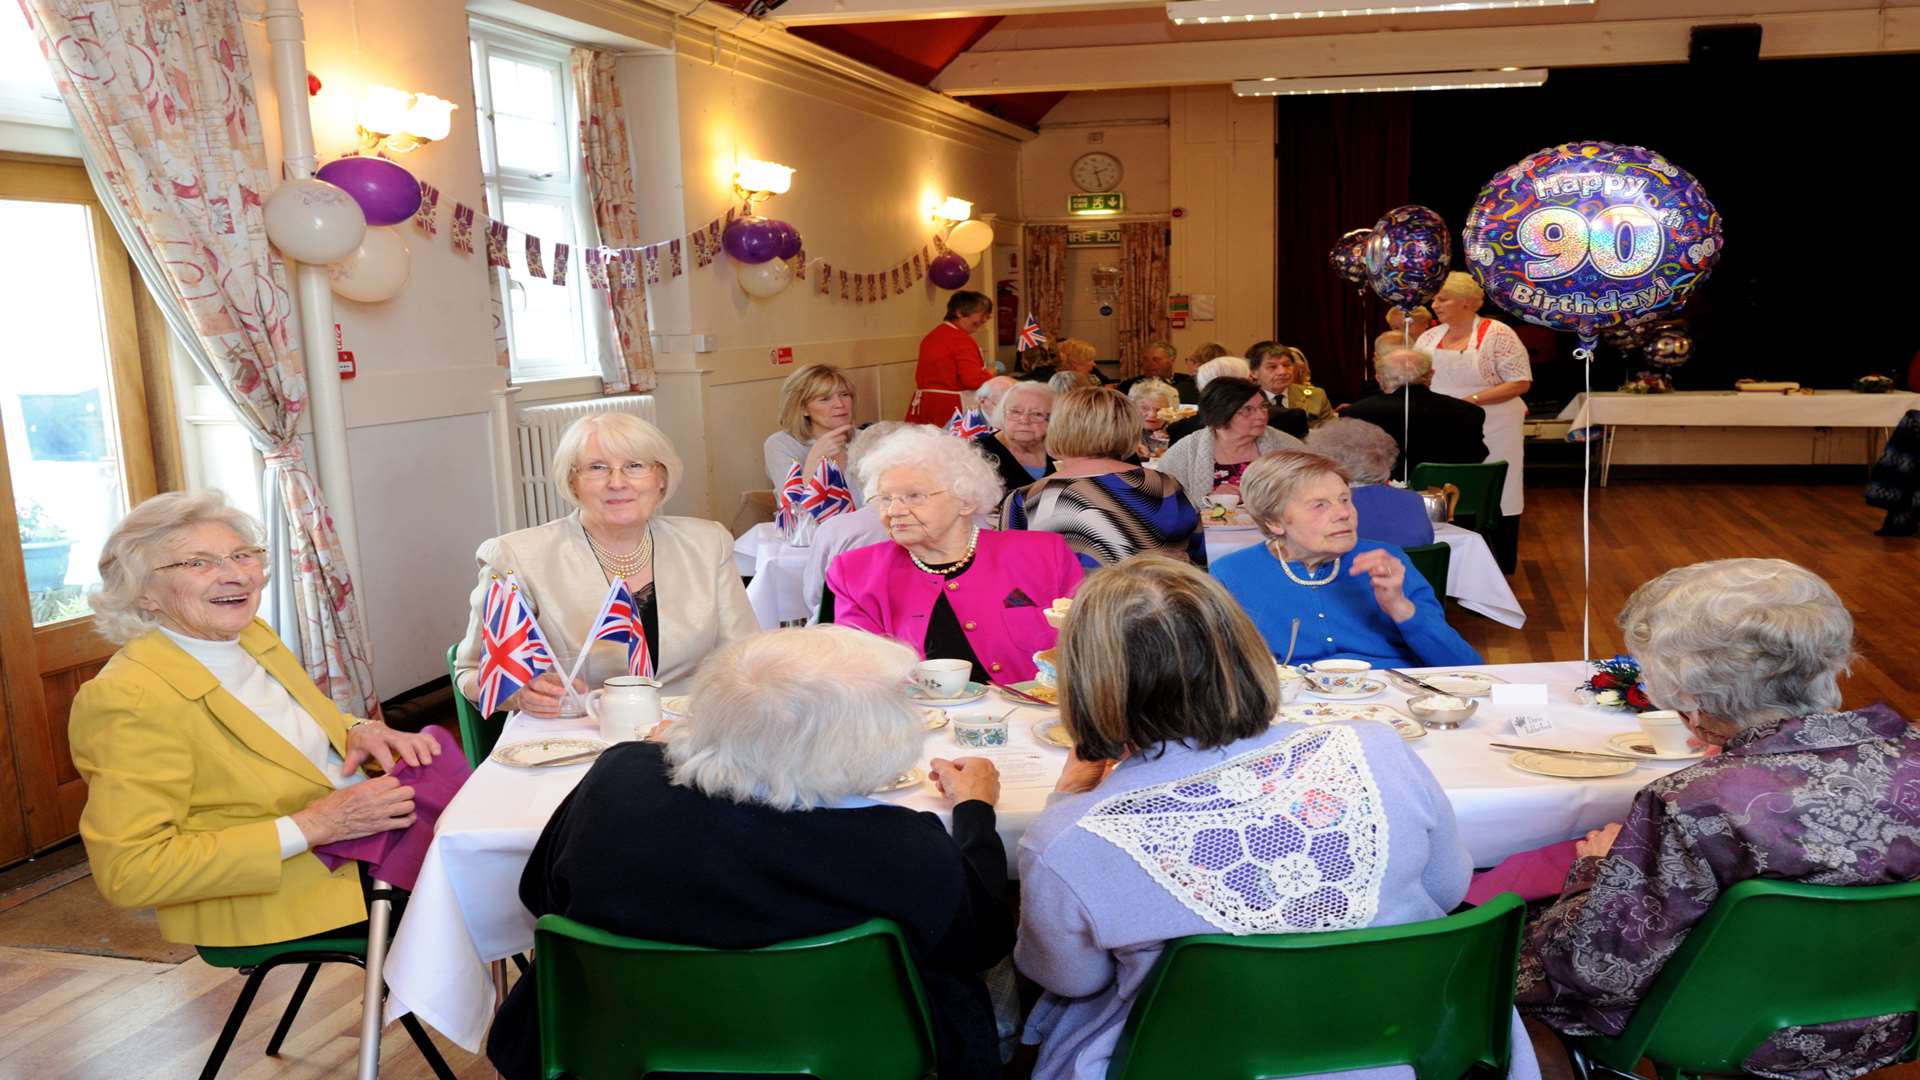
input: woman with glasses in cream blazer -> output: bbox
[454,414,757,711]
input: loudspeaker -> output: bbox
[1689,24,1763,65]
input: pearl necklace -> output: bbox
[1270,541,1339,586]
[910,526,979,577]
[587,527,653,579]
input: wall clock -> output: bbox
[1071,152,1123,193]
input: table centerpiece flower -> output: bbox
[1579,654,1655,712]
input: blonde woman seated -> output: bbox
[828,426,1081,686]
[1016,558,1536,1080]
[763,363,864,526]
[455,414,756,704]
[1027,337,1112,387]
[999,387,1201,568]
[71,491,436,948]
[1211,451,1478,669]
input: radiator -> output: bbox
[512,395,658,528]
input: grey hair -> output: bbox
[975,376,1016,416]
[847,421,908,476]
[1376,347,1435,392]
[1619,558,1855,728]
[664,626,924,810]
[1048,371,1095,396]
[992,380,1054,429]
[855,424,1006,515]
[1127,378,1178,411]
[1306,418,1401,485]
[1195,355,1251,390]
[550,412,684,507]
[91,490,266,644]
[1240,451,1351,542]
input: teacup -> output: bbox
[1311,659,1372,675]
[1637,710,1693,756]
[1306,671,1373,695]
[1274,663,1305,704]
[912,658,972,698]
[952,710,1009,748]
[1207,492,1242,510]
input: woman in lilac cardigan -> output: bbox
[828,426,1082,686]
[1016,558,1539,1080]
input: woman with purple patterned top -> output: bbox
[1517,558,1920,1080]
[1015,557,1540,1080]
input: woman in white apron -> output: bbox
[1415,272,1533,522]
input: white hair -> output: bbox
[991,380,1054,428]
[1306,418,1400,485]
[550,413,684,507]
[1195,355,1251,390]
[664,626,924,811]
[1376,348,1435,392]
[91,490,266,644]
[975,376,1016,417]
[1127,378,1178,411]
[1620,558,1855,727]
[856,424,1005,514]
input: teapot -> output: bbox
[1418,483,1459,524]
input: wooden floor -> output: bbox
[1,476,1915,1078]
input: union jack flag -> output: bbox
[1017,312,1047,352]
[581,578,655,680]
[776,459,856,529]
[477,576,556,716]
[946,407,992,440]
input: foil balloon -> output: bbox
[1363,206,1451,311]
[721,216,782,264]
[928,253,972,290]
[1463,141,1723,355]
[1646,326,1694,368]
[1328,228,1371,287]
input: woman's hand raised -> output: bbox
[1349,548,1417,623]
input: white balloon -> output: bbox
[946,219,995,257]
[737,258,793,299]
[328,226,411,303]
[264,178,366,264]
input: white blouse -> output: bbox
[1415,319,1533,387]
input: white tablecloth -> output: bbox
[732,522,812,628]
[1558,390,1920,429]
[1203,522,1524,628]
[384,659,1669,1050]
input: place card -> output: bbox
[1510,714,1553,735]
[1489,683,1550,706]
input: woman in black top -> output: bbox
[972,379,1055,492]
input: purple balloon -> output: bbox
[314,156,421,227]
[1363,205,1451,311]
[928,252,971,290]
[770,220,803,260]
[722,216,782,264]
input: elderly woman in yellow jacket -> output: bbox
[69,491,435,946]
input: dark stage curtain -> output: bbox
[1273,96,1410,406]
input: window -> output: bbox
[470,20,602,384]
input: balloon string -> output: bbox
[1575,343,1594,662]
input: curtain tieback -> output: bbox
[263,443,305,468]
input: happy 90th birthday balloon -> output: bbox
[1463,141,1723,354]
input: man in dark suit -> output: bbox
[1344,346,1489,480]
[1114,340,1198,404]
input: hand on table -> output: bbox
[341,720,441,776]
[292,775,416,846]
[1575,822,1622,860]
[930,757,1001,807]
[501,670,588,719]
[1349,548,1417,623]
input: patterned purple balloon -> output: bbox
[1646,326,1694,368]
[928,252,971,290]
[1363,206,1451,311]
[769,220,803,260]
[1328,228,1371,287]
[1463,141,1723,354]
[314,156,420,227]
[721,216,782,264]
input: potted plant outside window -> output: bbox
[18,501,72,594]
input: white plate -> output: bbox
[1605,731,1702,761]
[660,695,691,717]
[1507,751,1636,779]
[921,708,951,731]
[492,736,609,768]
[874,766,925,793]
[908,681,990,707]
[1304,677,1388,700]
[1416,671,1507,698]
[1275,703,1424,741]
[1033,716,1076,749]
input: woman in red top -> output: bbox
[907,291,994,424]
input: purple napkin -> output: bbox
[1464,839,1580,906]
[314,725,471,892]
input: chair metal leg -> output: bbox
[265,962,323,1056]
[399,1012,458,1080]
[199,964,275,1080]
[358,881,397,1080]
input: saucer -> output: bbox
[660,695,691,717]
[1508,751,1636,779]
[1032,716,1076,748]
[1411,671,1506,698]
[1605,731,1702,761]
[908,681,990,706]
[492,737,609,768]
[1304,677,1388,700]
[1274,703,1423,741]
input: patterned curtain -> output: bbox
[571,48,655,394]
[1116,222,1172,380]
[21,0,381,716]
[1023,225,1068,362]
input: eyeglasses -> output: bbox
[575,462,655,484]
[154,547,266,576]
[871,490,947,511]
[1005,409,1051,423]
[1234,401,1270,418]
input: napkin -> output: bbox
[313,725,471,892]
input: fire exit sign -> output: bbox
[1068,193,1124,216]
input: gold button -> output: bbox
[964,621,977,630]
[947,582,959,591]
[990,662,1002,671]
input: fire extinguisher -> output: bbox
[996,279,1019,347]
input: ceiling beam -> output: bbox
[934,7,1920,92]
[770,0,1159,25]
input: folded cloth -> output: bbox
[1465,839,1580,906]
[314,725,471,892]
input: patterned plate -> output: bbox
[1275,703,1424,741]
[492,737,609,768]
[921,708,951,732]
[1605,731,1702,761]
[873,767,926,793]
[1416,671,1507,698]
[1507,751,1636,779]
[1304,677,1388,700]
[1032,716,1076,749]
[999,680,1058,707]
[908,682,990,707]
[660,695,692,717]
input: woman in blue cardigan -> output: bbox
[1211,450,1479,668]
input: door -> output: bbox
[0,158,160,861]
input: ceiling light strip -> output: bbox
[1231,68,1547,95]
[1170,0,1589,22]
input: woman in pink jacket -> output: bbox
[827,426,1082,686]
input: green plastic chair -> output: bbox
[1403,541,1453,599]
[1410,461,1508,536]
[447,643,507,769]
[1108,892,1527,1080]
[1561,878,1920,1080]
[533,914,938,1079]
